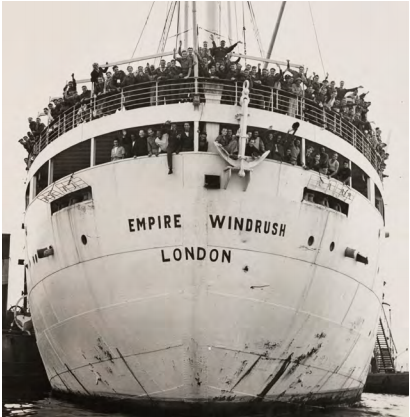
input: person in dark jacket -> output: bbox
[198,131,208,152]
[135,66,151,108]
[121,66,136,109]
[179,123,194,152]
[155,60,169,105]
[163,122,181,174]
[245,138,263,158]
[112,66,126,90]
[90,62,108,88]
[209,34,242,64]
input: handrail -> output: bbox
[30,78,385,176]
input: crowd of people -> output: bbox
[18,35,387,177]
[110,122,351,185]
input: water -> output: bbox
[2,392,408,417]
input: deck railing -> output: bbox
[31,78,384,173]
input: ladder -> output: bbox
[374,318,395,373]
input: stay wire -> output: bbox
[234,2,239,43]
[161,1,177,53]
[131,1,155,59]
[175,1,180,49]
[242,2,247,61]
[156,1,173,55]
[308,2,326,77]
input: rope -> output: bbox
[131,1,155,59]
[308,2,326,77]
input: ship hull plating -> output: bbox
[25,153,385,411]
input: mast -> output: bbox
[205,1,219,39]
[184,1,189,47]
[263,1,286,69]
[227,1,233,44]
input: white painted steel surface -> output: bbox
[25,149,385,407]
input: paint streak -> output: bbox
[230,356,263,390]
[116,348,151,399]
[256,354,293,399]
[250,285,270,289]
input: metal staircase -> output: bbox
[374,318,396,373]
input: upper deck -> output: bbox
[25,83,386,224]
[30,78,384,178]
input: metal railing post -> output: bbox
[57,115,60,138]
[235,82,238,105]
[270,88,274,112]
[275,89,278,110]
[72,106,75,129]
[155,82,158,106]
[121,89,125,110]
[63,114,66,134]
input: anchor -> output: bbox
[215,80,271,191]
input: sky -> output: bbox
[2,1,409,369]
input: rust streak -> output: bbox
[230,356,262,390]
[116,347,151,400]
[64,363,90,395]
[256,354,293,400]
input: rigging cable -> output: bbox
[308,2,326,77]
[156,1,174,54]
[247,1,265,57]
[175,1,180,49]
[234,2,239,44]
[219,1,222,41]
[161,1,177,53]
[131,1,155,58]
[242,2,247,62]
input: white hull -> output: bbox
[25,151,385,411]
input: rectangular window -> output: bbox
[53,140,91,182]
[351,162,368,199]
[374,184,385,224]
[50,186,92,215]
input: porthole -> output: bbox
[35,255,38,263]
[308,236,314,246]
[330,242,335,252]
[32,256,35,264]
[81,235,88,245]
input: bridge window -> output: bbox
[351,162,369,199]
[50,186,92,214]
[303,187,349,216]
[53,140,91,182]
[375,185,385,223]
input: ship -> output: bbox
[22,2,388,414]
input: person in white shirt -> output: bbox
[111,139,125,161]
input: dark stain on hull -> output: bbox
[255,354,293,400]
[230,356,263,390]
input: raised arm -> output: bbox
[225,41,241,54]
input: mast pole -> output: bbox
[263,1,286,69]
[184,1,189,48]
[192,1,198,82]
[227,1,233,44]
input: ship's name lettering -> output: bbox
[209,215,286,237]
[161,247,231,263]
[128,214,181,232]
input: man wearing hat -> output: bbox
[209,34,242,64]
